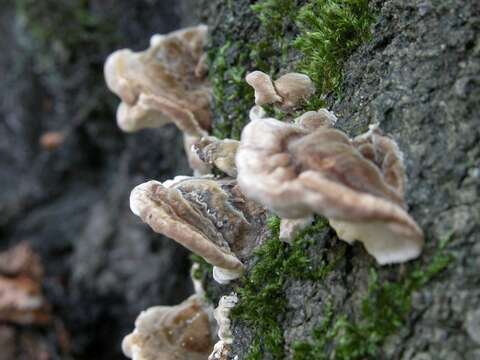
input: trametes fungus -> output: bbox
[236,115,424,264]
[104,25,211,174]
[208,293,238,360]
[193,137,240,177]
[0,243,50,325]
[246,71,315,110]
[122,295,215,360]
[130,177,265,283]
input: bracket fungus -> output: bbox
[130,177,265,283]
[122,295,215,360]
[104,25,211,174]
[236,115,424,264]
[193,137,240,178]
[208,293,238,360]
[0,243,50,325]
[246,70,315,110]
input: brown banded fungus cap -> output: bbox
[130,177,264,283]
[245,71,315,111]
[104,25,211,173]
[236,116,424,264]
[122,295,215,360]
[0,243,50,325]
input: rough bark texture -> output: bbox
[330,1,480,358]
[197,1,480,359]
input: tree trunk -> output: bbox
[198,1,480,359]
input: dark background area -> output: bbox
[0,1,199,358]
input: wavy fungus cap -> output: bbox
[236,117,424,264]
[104,25,210,134]
[122,295,214,360]
[130,177,265,283]
[104,26,211,174]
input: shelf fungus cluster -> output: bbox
[106,22,425,357]
[104,25,258,360]
[104,25,211,174]
[236,108,424,264]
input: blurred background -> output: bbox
[0,1,198,358]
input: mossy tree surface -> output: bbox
[232,217,344,359]
[205,0,377,139]
[200,0,479,359]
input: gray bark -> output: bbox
[198,1,480,359]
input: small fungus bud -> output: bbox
[249,105,267,121]
[294,109,337,131]
[245,71,282,106]
[279,216,314,244]
[273,72,315,110]
[245,71,315,110]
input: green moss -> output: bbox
[292,234,454,360]
[189,254,217,304]
[251,0,298,62]
[208,41,255,140]
[232,216,341,359]
[208,0,377,137]
[207,1,298,139]
[190,254,213,281]
[251,0,297,38]
[295,0,376,109]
